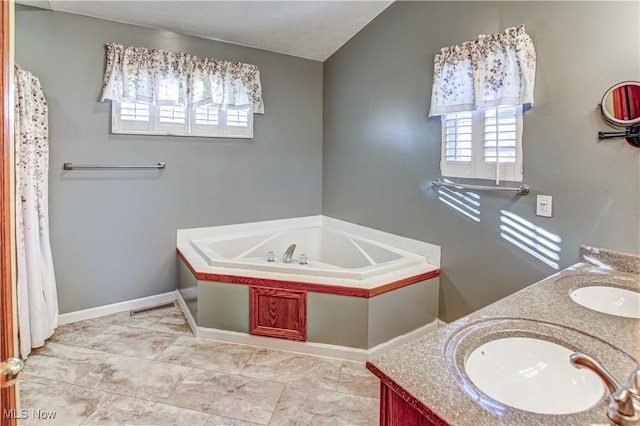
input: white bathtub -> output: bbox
[190,226,426,280]
[178,215,440,289]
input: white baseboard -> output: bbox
[437,319,449,328]
[196,327,371,361]
[58,292,177,325]
[175,290,198,334]
[174,291,438,361]
[367,320,440,359]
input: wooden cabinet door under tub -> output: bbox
[249,286,307,341]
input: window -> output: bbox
[112,102,253,138]
[441,105,523,182]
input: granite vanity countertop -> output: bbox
[367,246,640,426]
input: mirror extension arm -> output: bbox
[598,125,640,148]
[598,126,640,140]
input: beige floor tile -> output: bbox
[21,310,383,426]
[155,336,255,374]
[81,304,180,330]
[337,360,380,398]
[84,325,178,359]
[23,342,110,385]
[149,310,193,335]
[269,384,379,426]
[82,394,209,425]
[204,415,261,426]
[240,348,342,391]
[78,353,192,402]
[166,368,284,425]
[48,321,110,348]
[18,376,110,426]
[90,310,165,329]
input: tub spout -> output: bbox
[282,244,296,263]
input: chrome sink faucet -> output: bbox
[282,244,296,264]
[570,353,640,426]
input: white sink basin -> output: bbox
[570,286,640,318]
[465,337,604,414]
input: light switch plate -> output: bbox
[536,195,553,217]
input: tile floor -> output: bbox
[19,305,380,425]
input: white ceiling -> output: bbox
[17,0,393,61]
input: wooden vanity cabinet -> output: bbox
[368,363,449,426]
[379,382,444,425]
[249,286,307,341]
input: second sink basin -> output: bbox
[465,336,604,415]
[570,286,640,318]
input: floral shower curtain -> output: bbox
[14,66,58,358]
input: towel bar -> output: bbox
[63,162,166,170]
[432,178,529,195]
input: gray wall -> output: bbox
[323,2,640,322]
[15,6,323,313]
[15,2,640,322]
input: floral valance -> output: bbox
[429,26,536,117]
[101,43,264,113]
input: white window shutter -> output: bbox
[440,112,474,178]
[120,102,150,121]
[112,102,253,138]
[194,105,220,126]
[157,105,188,134]
[440,106,524,182]
[479,106,523,182]
[112,102,152,133]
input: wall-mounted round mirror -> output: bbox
[598,81,640,148]
[600,81,640,126]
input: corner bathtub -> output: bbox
[190,226,427,281]
[177,216,441,360]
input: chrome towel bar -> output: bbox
[432,178,530,195]
[63,161,166,170]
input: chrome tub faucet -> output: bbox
[570,352,640,425]
[282,244,296,264]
